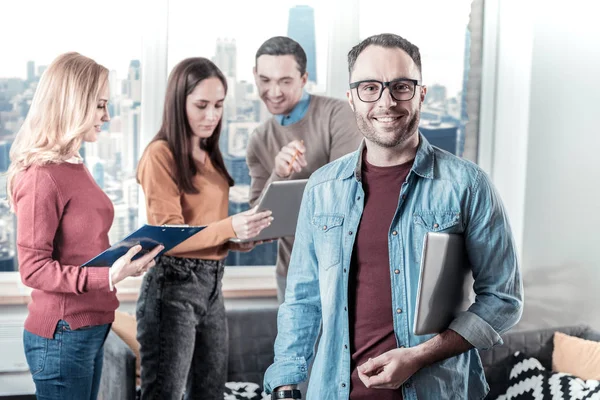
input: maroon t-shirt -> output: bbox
[348,156,413,400]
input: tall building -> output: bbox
[287,5,317,83]
[122,178,139,232]
[458,27,472,157]
[427,84,448,105]
[227,120,259,158]
[0,140,12,172]
[222,119,259,188]
[420,121,459,155]
[93,162,105,189]
[36,65,47,78]
[109,203,130,244]
[126,60,142,105]
[26,61,35,83]
[214,38,237,80]
[120,99,141,172]
[224,155,251,187]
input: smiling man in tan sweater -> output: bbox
[246,36,362,303]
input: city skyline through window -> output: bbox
[1,0,474,271]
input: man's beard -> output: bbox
[355,108,420,148]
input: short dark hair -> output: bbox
[347,33,422,78]
[255,36,307,76]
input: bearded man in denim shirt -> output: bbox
[264,33,523,400]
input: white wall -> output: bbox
[492,0,600,331]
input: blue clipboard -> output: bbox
[81,224,206,267]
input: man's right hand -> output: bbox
[274,140,307,178]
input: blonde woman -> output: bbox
[6,52,162,400]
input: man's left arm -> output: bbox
[358,168,523,389]
[448,168,524,349]
[328,101,363,162]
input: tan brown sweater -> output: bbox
[246,94,362,276]
[137,140,235,260]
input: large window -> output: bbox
[168,0,331,267]
[360,0,473,157]
[0,0,144,271]
[1,0,480,275]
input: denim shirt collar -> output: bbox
[340,132,436,181]
[274,90,311,126]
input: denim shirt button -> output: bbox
[394,269,400,274]
[396,308,402,314]
[392,230,398,236]
[433,223,439,229]
[341,383,346,388]
[348,231,353,235]
[323,225,327,230]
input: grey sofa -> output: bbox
[99,304,599,400]
[479,324,600,399]
[98,304,278,400]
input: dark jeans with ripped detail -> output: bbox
[136,255,227,400]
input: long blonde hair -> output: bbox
[6,52,109,208]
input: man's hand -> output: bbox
[357,347,423,390]
[274,140,307,178]
[357,329,473,390]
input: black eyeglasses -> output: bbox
[349,78,421,103]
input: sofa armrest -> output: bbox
[227,305,278,387]
[480,325,600,399]
[98,330,137,400]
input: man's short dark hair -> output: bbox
[347,33,422,78]
[255,36,307,76]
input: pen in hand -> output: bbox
[287,140,304,175]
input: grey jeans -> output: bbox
[136,256,227,400]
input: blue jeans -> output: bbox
[23,320,110,400]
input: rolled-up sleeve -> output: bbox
[449,169,523,350]
[263,185,322,393]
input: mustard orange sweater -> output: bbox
[137,140,235,260]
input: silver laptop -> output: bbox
[230,179,308,243]
[413,232,475,335]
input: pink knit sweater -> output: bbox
[13,162,118,338]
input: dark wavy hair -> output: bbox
[146,57,233,193]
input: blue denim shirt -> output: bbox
[264,135,523,400]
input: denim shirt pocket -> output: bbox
[412,210,462,259]
[311,213,344,270]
